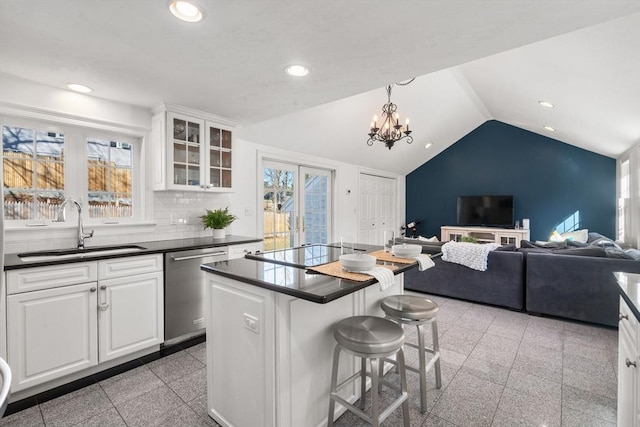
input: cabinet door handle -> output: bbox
[90,287,97,292]
[99,284,108,311]
[619,313,629,321]
[626,358,637,368]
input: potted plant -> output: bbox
[201,207,237,239]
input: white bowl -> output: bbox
[392,244,422,258]
[339,254,376,272]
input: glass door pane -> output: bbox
[263,162,297,251]
[171,115,202,188]
[300,167,332,245]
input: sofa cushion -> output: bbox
[518,246,607,258]
[521,240,567,249]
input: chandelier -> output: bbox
[367,82,413,150]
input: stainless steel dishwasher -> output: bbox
[164,246,228,345]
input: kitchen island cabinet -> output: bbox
[616,272,640,427]
[202,251,416,427]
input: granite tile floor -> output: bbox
[0,291,618,426]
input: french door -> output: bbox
[262,161,332,251]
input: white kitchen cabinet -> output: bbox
[98,272,163,362]
[5,254,164,392]
[152,104,236,192]
[7,282,98,391]
[440,226,530,248]
[618,296,639,427]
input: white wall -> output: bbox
[1,75,406,253]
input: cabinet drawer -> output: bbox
[98,254,162,280]
[7,262,98,295]
[620,297,638,349]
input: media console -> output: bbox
[441,226,530,248]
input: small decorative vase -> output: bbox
[212,228,226,239]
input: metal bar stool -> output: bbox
[379,295,442,413]
[327,315,410,427]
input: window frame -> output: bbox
[2,114,148,229]
[2,118,67,222]
[83,129,141,223]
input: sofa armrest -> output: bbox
[525,252,640,326]
[405,250,524,310]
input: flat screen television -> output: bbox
[456,195,514,228]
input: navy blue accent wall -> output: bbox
[406,120,616,241]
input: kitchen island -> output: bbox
[200,244,419,427]
[615,272,640,427]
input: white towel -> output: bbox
[414,254,435,271]
[368,267,395,291]
[442,241,500,271]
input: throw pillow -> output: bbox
[624,248,640,261]
[590,237,621,250]
[495,244,517,251]
[605,248,635,259]
[559,229,589,243]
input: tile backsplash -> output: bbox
[3,191,233,253]
[152,191,233,239]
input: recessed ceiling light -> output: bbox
[539,101,554,108]
[284,64,310,77]
[543,126,556,132]
[67,83,93,93]
[169,1,203,22]
[424,143,433,149]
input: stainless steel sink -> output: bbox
[18,245,146,261]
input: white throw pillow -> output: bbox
[559,229,589,243]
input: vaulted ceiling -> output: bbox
[1,1,638,175]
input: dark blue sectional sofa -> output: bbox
[402,237,640,327]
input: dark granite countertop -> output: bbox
[201,249,419,304]
[615,271,640,321]
[4,235,262,270]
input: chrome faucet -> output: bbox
[55,198,94,249]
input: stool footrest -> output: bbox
[335,368,401,394]
[383,352,441,375]
[404,341,438,356]
[331,391,408,425]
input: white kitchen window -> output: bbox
[2,116,144,226]
[86,136,135,219]
[2,124,65,220]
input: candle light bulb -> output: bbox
[405,118,410,131]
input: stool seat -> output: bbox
[334,316,404,356]
[381,295,439,321]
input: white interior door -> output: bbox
[359,173,396,245]
[262,161,332,250]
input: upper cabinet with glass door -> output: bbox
[151,104,235,191]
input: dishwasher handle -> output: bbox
[171,251,227,262]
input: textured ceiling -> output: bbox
[0,1,638,174]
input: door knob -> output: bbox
[619,313,629,321]
[626,358,637,368]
